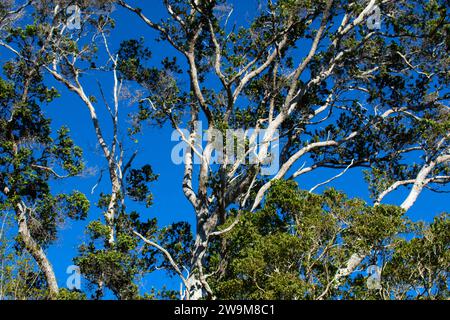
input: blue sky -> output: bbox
[45,0,274,295]
[2,0,448,298]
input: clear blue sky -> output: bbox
[3,0,447,298]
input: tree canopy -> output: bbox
[0,0,448,300]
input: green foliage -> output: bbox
[0,19,90,299]
[1,0,449,301]
[57,288,87,300]
[380,213,450,299]
[0,52,88,245]
[116,39,186,132]
[87,220,111,240]
[125,165,158,207]
[117,38,153,83]
[75,247,140,300]
[0,212,50,299]
[76,211,192,299]
[209,181,448,300]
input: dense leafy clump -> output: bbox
[209,181,449,300]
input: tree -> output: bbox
[116,0,449,299]
[0,0,448,300]
[208,180,449,300]
[0,1,194,300]
[0,24,89,298]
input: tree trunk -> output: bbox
[186,274,204,300]
[186,207,217,300]
[16,202,59,299]
[105,173,121,246]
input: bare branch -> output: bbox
[134,231,188,288]
[309,159,355,193]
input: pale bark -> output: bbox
[118,0,445,301]
[317,253,366,300]
[16,202,59,299]
[374,153,450,211]
[400,155,450,212]
[45,32,128,246]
